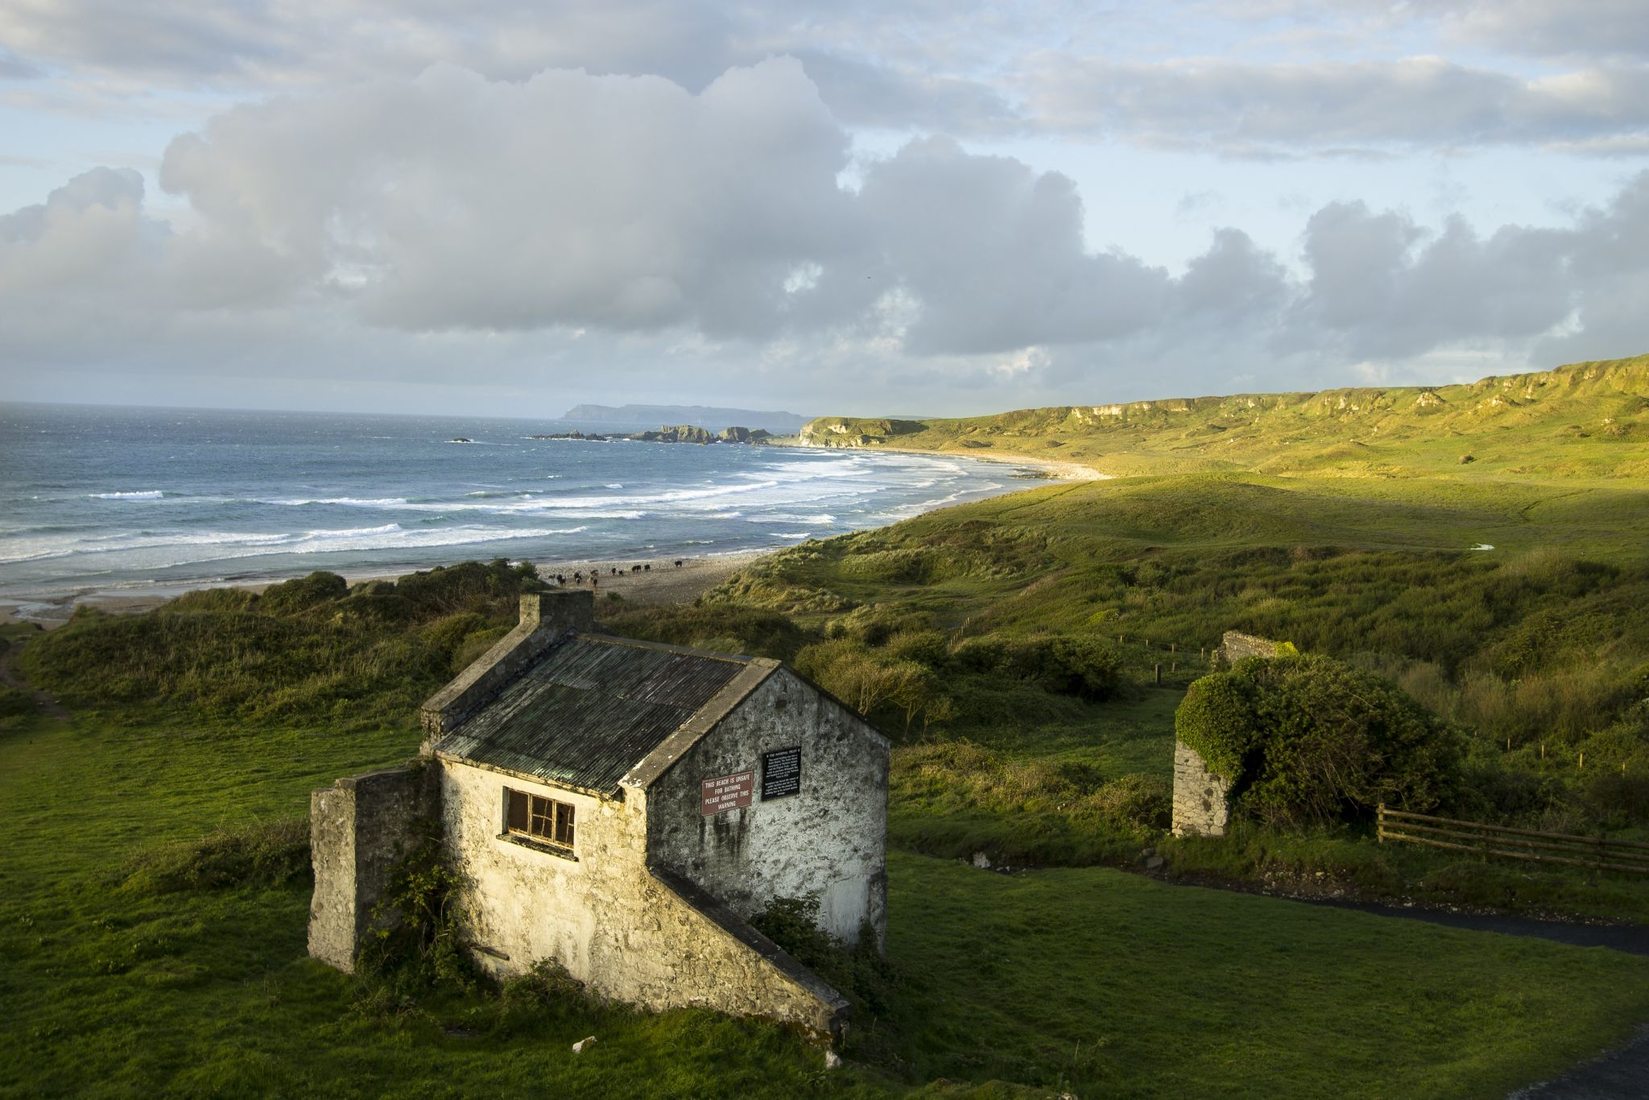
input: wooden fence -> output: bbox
[1377,805,1649,876]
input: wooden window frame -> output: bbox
[504,787,576,851]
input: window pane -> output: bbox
[506,789,528,832]
[555,802,576,846]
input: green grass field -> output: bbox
[4,707,1648,1098]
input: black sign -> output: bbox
[760,746,802,801]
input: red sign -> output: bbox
[700,770,754,816]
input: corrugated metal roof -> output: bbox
[434,636,752,793]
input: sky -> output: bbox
[2,1,1648,419]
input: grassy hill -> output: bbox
[799,354,1649,481]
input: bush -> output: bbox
[357,835,476,993]
[1176,654,1467,828]
[947,633,1121,702]
[751,896,899,1018]
[259,571,349,615]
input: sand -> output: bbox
[0,549,771,629]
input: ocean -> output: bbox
[0,403,1038,614]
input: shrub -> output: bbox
[947,633,1121,702]
[600,604,806,661]
[751,895,899,1018]
[259,571,349,615]
[357,835,476,993]
[393,558,543,617]
[1176,654,1467,828]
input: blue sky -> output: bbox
[2,1,1647,417]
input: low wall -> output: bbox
[1219,630,1284,663]
[641,865,850,1040]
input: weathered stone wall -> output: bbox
[1171,628,1284,837]
[643,668,890,946]
[434,756,848,1037]
[1171,741,1232,837]
[435,760,607,978]
[1219,630,1284,663]
[308,763,438,972]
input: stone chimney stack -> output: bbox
[520,589,594,636]
[419,589,596,743]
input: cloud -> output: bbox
[4,60,1649,413]
[1022,54,1649,154]
[854,136,1172,354]
[1439,0,1649,62]
[159,59,858,336]
[0,0,1021,137]
[1291,202,1575,358]
[9,1,1649,159]
[0,165,160,293]
[0,46,40,78]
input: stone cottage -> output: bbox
[308,590,889,1037]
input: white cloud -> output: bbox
[3,58,1649,414]
[158,59,858,336]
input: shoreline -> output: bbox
[0,548,774,630]
[791,441,1110,483]
[0,444,1083,629]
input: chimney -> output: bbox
[519,589,594,636]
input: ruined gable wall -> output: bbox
[1169,631,1285,837]
[645,669,889,945]
[1171,741,1232,838]
[308,763,438,972]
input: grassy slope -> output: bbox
[4,710,1647,1098]
[713,355,1649,915]
[800,355,1649,482]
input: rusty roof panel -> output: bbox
[434,637,751,793]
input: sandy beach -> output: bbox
[0,549,772,630]
[824,445,1109,483]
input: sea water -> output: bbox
[0,403,1038,609]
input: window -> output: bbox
[505,788,576,849]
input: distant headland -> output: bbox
[559,403,810,434]
[530,424,777,445]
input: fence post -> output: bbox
[1376,803,1385,844]
[1154,664,1162,686]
